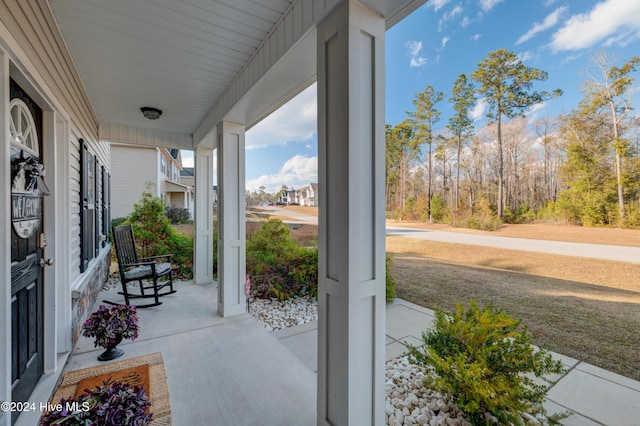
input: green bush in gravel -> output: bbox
[406,300,565,425]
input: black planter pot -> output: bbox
[98,335,124,361]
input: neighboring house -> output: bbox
[277,185,317,206]
[298,183,319,206]
[278,189,298,205]
[111,146,193,219]
[180,168,216,211]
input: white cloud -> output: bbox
[471,98,488,122]
[438,4,463,31]
[560,53,582,64]
[428,0,452,12]
[441,36,450,48]
[406,40,427,67]
[406,40,423,56]
[479,0,505,12]
[471,33,481,41]
[516,6,568,45]
[528,102,547,118]
[517,50,535,62]
[246,84,317,148]
[246,154,317,193]
[461,16,471,28]
[544,0,559,6]
[550,0,640,51]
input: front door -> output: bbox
[9,79,44,424]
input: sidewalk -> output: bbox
[274,298,640,426]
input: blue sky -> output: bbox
[183,0,640,193]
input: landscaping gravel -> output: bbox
[248,296,318,331]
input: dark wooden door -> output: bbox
[9,80,44,424]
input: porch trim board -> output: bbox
[0,50,11,426]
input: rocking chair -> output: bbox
[106,225,177,308]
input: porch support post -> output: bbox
[317,1,386,425]
[194,147,215,285]
[0,51,11,426]
[217,121,246,317]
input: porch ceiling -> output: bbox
[49,0,426,146]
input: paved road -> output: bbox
[255,206,318,225]
[386,226,640,264]
[255,207,640,264]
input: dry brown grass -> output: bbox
[387,236,640,381]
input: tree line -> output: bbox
[386,49,640,229]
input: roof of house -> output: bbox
[180,167,194,177]
[169,148,180,160]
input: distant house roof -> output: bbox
[181,167,194,177]
[167,148,180,160]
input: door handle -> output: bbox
[40,258,54,267]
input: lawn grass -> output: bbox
[387,236,640,381]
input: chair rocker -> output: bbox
[107,225,177,308]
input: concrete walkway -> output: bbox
[276,298,640,426]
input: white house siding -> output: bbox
[110,145,157,219]
[1,3,111,424]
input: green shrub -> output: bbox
[386,253,397,302]
[503,205,536,224]
[246,219,317,300]
[406,300,564,425]
[165,206,191,223]
[124,191,194,278]
[430,194,446,222]
[110,217,127,229]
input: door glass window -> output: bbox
[9,99,39,156]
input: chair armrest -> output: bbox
[122,261,156,268]
[140,254,174,262]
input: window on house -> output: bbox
[80,139,95,272]
[79,141,111,270]
[161,157,168,176]
[102,166,110,248]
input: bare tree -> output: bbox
[584,52,640,220]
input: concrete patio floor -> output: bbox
[65,282,640,426]
[68,282,316,425]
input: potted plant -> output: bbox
[82,305,140,361]
[40,380,153,425]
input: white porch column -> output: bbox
[194,147,215,285]
[217,121,246,317]
[0,51,11,426]
[317,1,386,424]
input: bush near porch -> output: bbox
[112,191,194,278]
[246,219,318,300]
[246,219,397,302]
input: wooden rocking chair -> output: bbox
[106,225,177,308]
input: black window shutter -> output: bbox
[80,139,88,272]
[95,158,100,257]
[101,166,111,248]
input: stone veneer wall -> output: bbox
[71,248,111,345]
